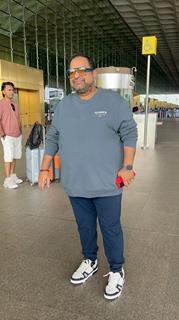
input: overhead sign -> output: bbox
[142,36,157,55]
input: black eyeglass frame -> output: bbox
[66,67,94,79]
[11,103,15,111]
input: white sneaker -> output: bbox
[3,177,18,189]
[11,173,23,184]
[104,268,125,300]
[70,259,98,284]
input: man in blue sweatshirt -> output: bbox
[39,54,137,300]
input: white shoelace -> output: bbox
[76,259,91,273]
[103,271,122,287]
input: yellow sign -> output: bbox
[142,36,157,55]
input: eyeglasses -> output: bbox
[11,103,15,111]
[66,67,94,79]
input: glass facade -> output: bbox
[0,0,175,93]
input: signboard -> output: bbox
[44,87,64,101]
[142,36,157,55]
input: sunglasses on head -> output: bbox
[66,67,94,79]
[11,103,15,111]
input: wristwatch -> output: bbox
[123,164,133,170]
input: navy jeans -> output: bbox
[69,195,124,272]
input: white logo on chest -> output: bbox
[94,111,107,118]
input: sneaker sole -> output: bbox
[104,290,122,300]
[70,266,98,284]
[4,184,18,189]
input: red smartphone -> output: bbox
[115,175,125,189]
[115,172,136,189]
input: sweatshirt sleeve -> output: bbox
[116,98,138,148]
[118,116,137,147]
[44,104,60,157]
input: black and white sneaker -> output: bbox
[70,259,98,284]
[104,268,125,300]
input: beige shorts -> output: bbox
[1,135,22,162]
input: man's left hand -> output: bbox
[117,168,135,187]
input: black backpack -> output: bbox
[25,122,44,150]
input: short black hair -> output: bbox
[1,82,15,97]
[68,54,96,69]
[1,82,15,91]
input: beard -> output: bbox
[71,80,95,94]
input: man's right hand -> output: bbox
[38,171,51,190]
[0,133,6,139]
[38,154,53,190]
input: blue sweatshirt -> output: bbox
[45,88,137,197]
